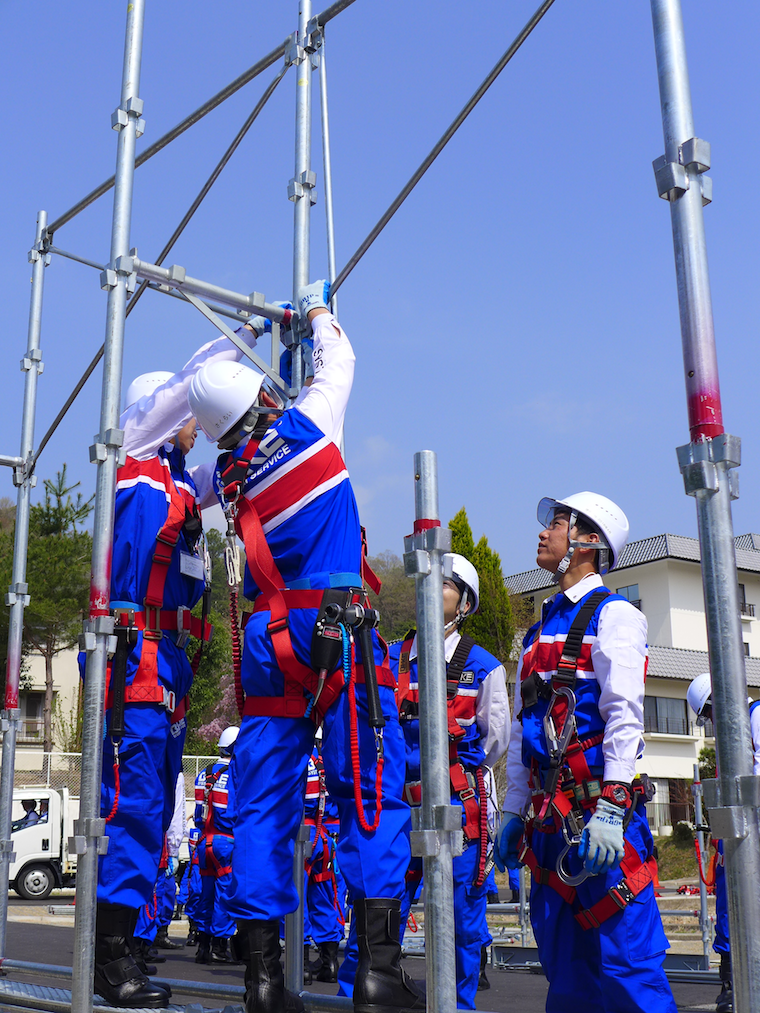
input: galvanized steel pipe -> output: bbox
[71,3,146,1012]
[0,210,49,957]
[651,1,760,1008]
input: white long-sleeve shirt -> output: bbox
[406,628,511,771]
[120,325,260,461]
[504,572,647,816]
[166,771,187,858]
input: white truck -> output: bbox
[9,786,78,900]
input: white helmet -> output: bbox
[687,672,712,725]
[218,726,240,756]
[124,371,173,410]
[443,553,480,617]
[188,360,286,449]
[537,492,629,577]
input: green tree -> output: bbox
[449,507,515,664]
[698,746,716,780]
[367,551,417,643]
[24,467,94,751]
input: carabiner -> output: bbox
[556,841,592,887]
[543,685,578,766]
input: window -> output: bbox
[644,696,691,735]
[744,643,751,657]
[616,583,641,609]
[738,584,756,617]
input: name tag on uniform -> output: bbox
[460,670,475,685]
[180,551,205,581]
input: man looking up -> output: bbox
[495,493,676,1013]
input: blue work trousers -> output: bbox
[98,703,186,910]
[713,840,729,955]
[196,834,237,938]
[306,824,344,944]
[397,844,487,1009]
[529,809,676,1013]
[185,851,203,924]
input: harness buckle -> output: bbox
[176,605,191,649]
[143,605,163,641]
[112,606,136,627]
[610,880,635,910]
[162,688,177,713]
[267,616,290,637]
[458,787,476,801]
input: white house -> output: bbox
[505,532,760,833]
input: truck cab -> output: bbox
[9,787,77,900]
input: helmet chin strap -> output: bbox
[445,589,470,634]
[551,510,578,583]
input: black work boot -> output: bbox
[238,918,305,1013]
[716,953,733,1013]
[173,903,184,921]
[211,936,235,963]
[130,937,158,976]
[155,925,184,949]
[186,920,199,946]
[315,941,339,983]
[303,945,312,985]
[477,945,490,990]
[195,932,212,964]
[94,903,170,1009]
[353,898,426,1013]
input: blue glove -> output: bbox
[165,856,178,877]
[578,798,625,875]
[494,812,524,872]
[245,315,271,337]
[297,280,331,318]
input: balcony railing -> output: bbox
[17,720,44,744]
[740,602,755,617]
[630,599,642,610]
[644,716,693,736]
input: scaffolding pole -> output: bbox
[317,28,338,319]
[403,451,457,1013]
[0,210,49,956]
[650,1,760,1009]
[70,2,146,1012]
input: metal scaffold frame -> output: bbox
[0,0,756,1010]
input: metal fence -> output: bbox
[3,751,218,802]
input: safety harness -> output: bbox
[397,631,490,886]
[218,439,391,725]
[304,751,342,923]
[518,588,656,928]
[198,761,233,878]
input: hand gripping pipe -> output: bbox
[403,451,458,1013]
[0,211,49,956]
[650,1,760,1007]
[71,3,146,1013]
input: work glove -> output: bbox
[245,315,271,337]
[578,798,626,875]
[165,856,178,877]
[494,812,524,873]
[297,280,331,318]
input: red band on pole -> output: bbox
[413,519,440,534]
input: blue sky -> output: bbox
[1,1,758,579]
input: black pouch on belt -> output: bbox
[310,589,349,673]
[110,624,138,740]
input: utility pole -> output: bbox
[651,1,760,1008]
[71,3,146,1012]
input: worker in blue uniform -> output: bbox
[193,726,239,964]
[187,282,424,1013]
[303,746,344,983]
[687,672,760,1013]
[495,493,677,1013]
[91,321,266,1008]
[388,553,510,1010]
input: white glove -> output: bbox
[578,798,625,874]
[297,280,331,318]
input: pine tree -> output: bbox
[448,508,515,664]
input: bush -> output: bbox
[672,820,694,847]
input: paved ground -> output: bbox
[0,912,723,1012]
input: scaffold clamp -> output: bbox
[677,434,740,498]
[70,818,109,856]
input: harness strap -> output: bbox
[449,761,482,842]
[396,631,416,717]
[360,526,382,595]
[520,829,656,930]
